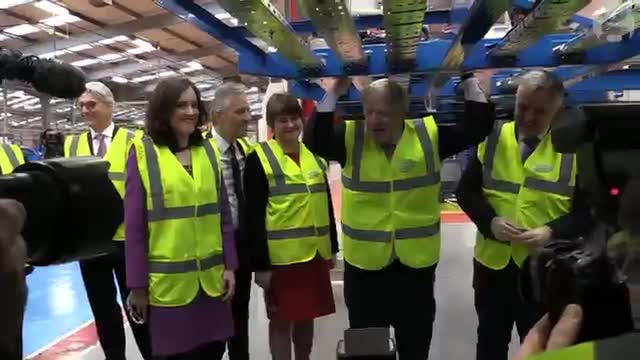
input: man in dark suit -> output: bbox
[64,82,150,360]
[209,81,253,360]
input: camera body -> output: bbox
[521,104,640,342]
[522,228,635,343]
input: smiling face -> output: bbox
[273,114,303,143]
[78,92,113,131]
[170,86,199,139]
[515,84,563,138]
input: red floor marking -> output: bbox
[31,313,128,360]
[31,321,98,360]
[441,211,471,223]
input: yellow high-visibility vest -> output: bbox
[132,136,225,307]
[0,144,25,175]
[476,121,576,270]
[342,117,442,271]
[253,140,332,265]
[64,128,139,241]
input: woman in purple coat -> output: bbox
[125,77,237,359]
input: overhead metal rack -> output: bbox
[156,0,640,111]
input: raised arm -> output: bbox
[438,76,496,160]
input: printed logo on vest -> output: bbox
[534,164,553,173]
[308,170,321,178]
[398,159,417,173]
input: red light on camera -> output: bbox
[610,188,620,196]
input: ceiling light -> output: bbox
[131,39,153,49]
[100,53,123,61]
[34,1,69,15]
[0,0,35,9]
[186,61,202,69]
[68,44,92,52]
[196,83,213,90]
[40,14,80,27]
[38,49,67,58]
[98,35,128,45]
[5,24,40,36]
[71,58,101,67]
[111,76,128,83]
[157,70,176,77]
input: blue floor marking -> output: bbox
[23,262,93,356]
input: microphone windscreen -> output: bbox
[32,60,86,99]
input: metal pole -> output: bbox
[2,81,8,143]
[40,95,51,130]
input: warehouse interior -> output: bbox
[2,0,640,359]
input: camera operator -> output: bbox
[0,199,27,360]
[456,70,594,360]
[0,142,25,175]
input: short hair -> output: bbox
[83,81,115,106]
[145,77,205,151]
[266,93,303,128]
[212,82,248,113]
[361,78,409,115]
[518,70,565,99]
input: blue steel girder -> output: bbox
[430,0,513,93]
[254,29,640,78]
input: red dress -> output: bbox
[264,153,336,321]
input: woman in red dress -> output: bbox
[243,93,339,360]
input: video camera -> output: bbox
[0,157,123,266]
[521,104,640,343]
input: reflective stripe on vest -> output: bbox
[259,142,327,196]
[255,140,333,265]
[1,144,20,169]
[342,120,439,193]
[342,117,442,270]
[342,119,440,242]
[482,122,574,197]
[135,136,225,306]
[69,130,135,182]
[476,121,576,270]
[140,136,221,224]
[258,141,330,240]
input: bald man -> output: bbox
[303,76,495,359]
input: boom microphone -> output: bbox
[0,48,86,99]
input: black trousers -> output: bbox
[226,267,252,360]
[344,260,436,360]
[79,242,152,360]
[473,259,542,360]
[156,341,225,360]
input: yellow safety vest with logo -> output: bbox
[0,144,25,175]
[476,121,576,270]
[64,128,140,241]
[254,140,332,265]
[132,136,225,307]
[342,117,442,271]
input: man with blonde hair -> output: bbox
[64,81,150,360]
[304,75,495,359]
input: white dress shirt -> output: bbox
[89,122,115,156]
[211,129,245,228]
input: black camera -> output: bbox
[521,104,640,343]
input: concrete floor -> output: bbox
[80,223,522,360]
